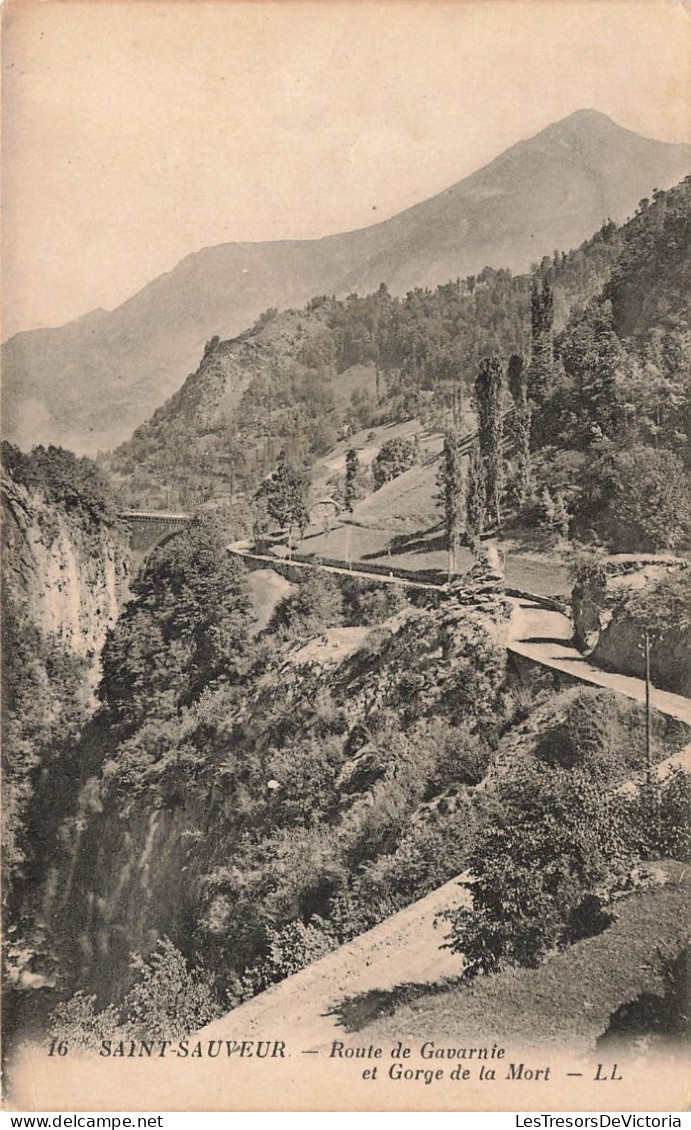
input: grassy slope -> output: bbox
[355,863,689,1050]
[305,417,570,595]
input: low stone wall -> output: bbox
[229,548,570,616]
[228,547,448,589]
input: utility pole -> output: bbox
[644,629,652,786]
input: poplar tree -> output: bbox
[508,353,532,503]
[465,443,487,548]
[527,278,555,444]
[436,430,465,576]
[344,448,359,512]
[474,355,504,528]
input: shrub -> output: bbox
[536,689,620,777]
[50,992,121,1052]
[2,442,119,529]
[372,438,417,490]
[49,938,221,1046]
[269,571,344,638]
[444,765,631,976]
[123,938,220,1040]
[616,769,691,863]
[351,796,482,911]
[227,918,337,1006]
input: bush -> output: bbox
[123,938,221,1039]
[269,571,344,638]
[99,513,253,728]
[372,438,417,490]
[49,938,221,1046]
[340,577,408,626]
[537,688,686,784]
[227,918,337,1006]
[50,992,121,1053]
[616,769,691,863]
[444,765,631,976]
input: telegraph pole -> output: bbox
[644,629,652,786]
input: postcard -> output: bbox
[2,0,690,1113]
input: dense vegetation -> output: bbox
[445,763,689,976]
[24,526,507,1029]
[105,200,624,510]
[3,442,120,529]
[5,179,690,1051]
[108,179,690,562]
[1,446,127,1035]
[29,522,689,1042]
[99,515,253,732]
[1,594,92,899]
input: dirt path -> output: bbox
[246,568,294,634]
[198,877,470,1047]
[193,596,691,1044]
[194,585,690,1051]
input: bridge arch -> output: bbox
[119,510,193,558]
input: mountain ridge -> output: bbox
[4,110,691,454]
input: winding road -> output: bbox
[507,597,691,729]
[195,591,690,1050]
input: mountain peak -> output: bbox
[5,113,691,454]
[540,108,686,149]
[533,109,631,145]
[561,108,616,126]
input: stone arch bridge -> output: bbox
[119,509,193,557]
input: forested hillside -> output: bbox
[108,178,690,559]
[107,212,619,507]
[12,513,688,1050]
[4,176,690,1064]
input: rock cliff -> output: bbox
[2,473,131,680]
[572,555,690,695]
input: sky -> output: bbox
[2,0,690,339]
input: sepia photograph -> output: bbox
[1,0,690,1113]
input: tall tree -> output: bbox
[465,443,487,548]
[527,279,555,444]
[99,514,252,730]
[436,430,465,577]
[344,448,359,513]
[557,298,621,447]
[254,452,310,554]
[474,355,504,527]
[507,353,532,503]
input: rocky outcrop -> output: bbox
[572,555,690,695]
[2,474,131,679]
